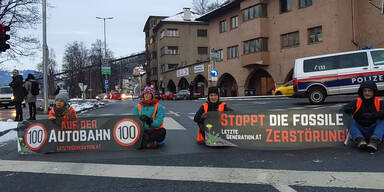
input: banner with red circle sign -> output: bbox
[17,116,143,153]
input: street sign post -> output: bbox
[210,49,220,62]
[101,66,111,75]
[78,83,88,100]
[104,80,110,90]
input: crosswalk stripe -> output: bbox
[188,116,194,120]
[0,160,383,190]
[164,117,186,130]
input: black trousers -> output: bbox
[143,128,166,143]
[15,101,23,121]
[28,102,36,119]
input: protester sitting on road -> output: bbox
[194,86,233,144]
[343,80,384,152]
[133,86,166,148]
[49,92,78,121]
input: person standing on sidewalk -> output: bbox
[9,69,24,122]
[25,74,37,120]
[343,80,384,152]
[194,86,233,144]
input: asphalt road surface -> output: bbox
[0,96,383,192]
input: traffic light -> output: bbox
[0,24,10,52]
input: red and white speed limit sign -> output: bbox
[113,119,140,146]
[25,124,47,151]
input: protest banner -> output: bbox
[203,109,352,149]
[17,116,143,153]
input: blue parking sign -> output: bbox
[104,80,110,89]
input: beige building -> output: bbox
[144,8,210,96]
[197,0,384,96]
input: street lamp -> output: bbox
[96,16,113,57]
[96,16,113,94]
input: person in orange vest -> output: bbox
[48,92,78,122]
[194,86,233,144]
[343,80,384,152]
[134,86,166,148]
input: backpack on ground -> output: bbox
[31,82,40,96]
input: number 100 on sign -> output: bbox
[113,119,141,146]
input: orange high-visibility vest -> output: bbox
[48,107,78,121]
[353,97,382,117]
[197,102,227,143]
[138,103,164,129]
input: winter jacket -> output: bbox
[134,101,165,130]
[343,80,384,126]
[49,106,78,121]
[25,80,37,103]
[9,75,24,102]
[194,101,232,125]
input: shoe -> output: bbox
[355,137,367,150]
[366,137,380,153]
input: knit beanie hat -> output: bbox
[55,92,69,104]
[143,86,155,98]
[208,86,219,95]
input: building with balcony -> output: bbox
[197,0,384,96]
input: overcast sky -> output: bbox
[3,0,196,71]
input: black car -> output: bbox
[174,89,190,100]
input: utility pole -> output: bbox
[96,17,113,94]
[42,0,49,113]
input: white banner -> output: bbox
[177,68,189,77]
[194,65,204,73]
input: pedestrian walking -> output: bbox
[133,86,166,148]
[194,86,233,144]
[343,80,384,152]
[9,69,24,121]
[25,74,37,120]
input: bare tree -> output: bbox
[0,0,42,63]
[62,41,89,98]
[192,0,225,15]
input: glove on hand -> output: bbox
[140,115,153,125]
[200,113,208,122]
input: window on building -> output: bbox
[220,20,227,33]
[299,0,312,8]
[228,46,239,59]
[280,0,292,13]
[160,47,165,56]
[308,26,322,44]
[231,16,239,29]
[160,30,166,39]
[197,29,207,37]
[198,47,208,55]
[161,64,166,73]
[167,46,179,55]
[243,4,267,22]
[218,49,224,61]
[152,51,157,59]
[167,29,179,37]
[243,38,268,54]
[281,31,299,48]
[168,64,178,70]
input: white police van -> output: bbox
[293,48,384,104]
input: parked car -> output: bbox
[273,80,293,96]
[96,93,108,100]
[162,91,174,100]
[0,86,14,108]
[108,91,121,100]
[174,89,190,100]
[121,93,133,100]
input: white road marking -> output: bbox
[272,183,298,192]
[168,110,180,117]
[188,116,194,120]
[0,160,383,190]
[163,117,186,130]
[289,107,306,110]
